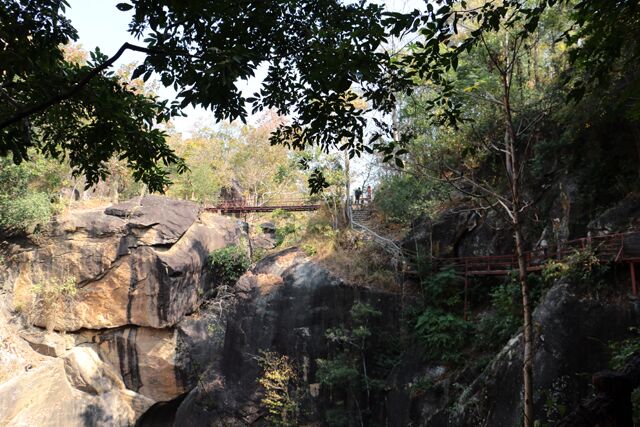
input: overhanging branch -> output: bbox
[0,42,193,131]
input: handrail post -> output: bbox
[631,262,637,297]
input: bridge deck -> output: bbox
[204,198,321,213]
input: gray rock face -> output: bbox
[5,196,245,331]
[403,207,513,258]
[135,248,403,426]
[426,283,640,427]
[588,193,640,235]
[105,195,200,246]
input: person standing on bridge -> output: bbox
[366,185,372,204]
[354,187,363,206]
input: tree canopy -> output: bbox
[1,0,638,193]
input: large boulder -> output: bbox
[92,326,185,402]
[588,193,640,235]
[403,206,513,259]
[0,355,152,427]
[5,196,246,331]
[163,248,403,426]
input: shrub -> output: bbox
[375,174,447,223]
[301,243,317,256]
[541,247,609,290]
[208,245,250,286]
[275,223,301,246]
[476,282,521,349]
[0,192,53,232]
[251,247,268,263]
[316,354,359,388]
[257,351,300,427]
[420,268,462,309]
[415,308,469,364]
[609,328,640,424]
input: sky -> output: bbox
[66,0,226,134]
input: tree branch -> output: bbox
[0,42,194,131]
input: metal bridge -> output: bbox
[204,198,321,214]
[433,232,640,279]
[425,231,640,318]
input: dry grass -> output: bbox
[302,230,399,292]
[63,198,112,212]
[28,275,77,332]
[246,209,403,292]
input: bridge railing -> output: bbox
[422,231,640,276]
[205,197,322,212]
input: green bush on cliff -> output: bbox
[257,351,300,427]
[30,275,77,331]
[208,245,250,286]
[415,308,469,364]
[0,192,53,232]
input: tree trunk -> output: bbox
[515,224,534,427]
[503,63,534,426]
[631,123,640,178]
[344,149,352,228]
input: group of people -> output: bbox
[354,185,372,205]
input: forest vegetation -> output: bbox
[1,1,640,426]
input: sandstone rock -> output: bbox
[63,345,124,394]
[20,330,74,357]
[0,357,152,427]
[6,197,245,331]
[95,326,185,402]
[104,195,200,246]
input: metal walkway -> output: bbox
[433,231,639,279]
[204,198,321,214]
[426,232,640,316]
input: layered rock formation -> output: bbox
[0,196,247,426]
[1,194,638,426]
[7,195,244,331]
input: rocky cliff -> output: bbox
[0,195,247,426]
[0,194,638,426]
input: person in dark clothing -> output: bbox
[354,187,363,205]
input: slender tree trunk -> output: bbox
[630,123,640,178]
[392,101,400,144]
[344,149,352,227]
[503,67,534,427]
[515,222,534,427]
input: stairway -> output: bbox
[351,205,373,225]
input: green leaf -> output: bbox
[116,3,134,11]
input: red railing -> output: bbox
[431,231,640,276]
[205,198,321,213]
